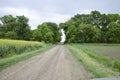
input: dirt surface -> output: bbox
[85,46,120,60]
[0,45,92,80]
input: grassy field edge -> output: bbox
[66,44,120,78]
[0,44,55,71]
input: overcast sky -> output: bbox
[0,0,120,29]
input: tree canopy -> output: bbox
[32,22,61,43]
[60,10,120,43]
[0,10,120,43]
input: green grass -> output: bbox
[0,39,44,58]
[66,44,120,78]
[0,44,55,71]
[80,43,120,46]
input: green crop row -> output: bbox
[0,39,44,58]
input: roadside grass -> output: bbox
[0,44,55,71]
[80,43,120,46]
[66,44,120,78]
[81,44,120,71]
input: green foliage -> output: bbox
[77,24,101,43]
[0,39,44,58]
[114,60,120,71]
[32,22,61,43]
[67,44,120,78]
[5,31,17,39]
[0,15,31,40]
[107,22,120,43]
[60,10,120,43]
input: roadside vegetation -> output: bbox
[67,44,120,78]
[0,39,54,71]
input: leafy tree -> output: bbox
[0,15,31,40]
[0,15,16,32]
[15,15,31,40]
[66,25,76,43]
[5,31,17,39]
[60,10,120,43]
[107,22,120,43]
[33,22,61,43]
[77,24,101,43]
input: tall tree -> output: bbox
[33,22,61,43]
[107,22,120,43]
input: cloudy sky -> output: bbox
[0,0,120,29]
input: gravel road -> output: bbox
[0,45,92,80]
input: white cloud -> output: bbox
[79,9,94,14]
[0,7,71,29]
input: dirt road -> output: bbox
[0,45,91,80]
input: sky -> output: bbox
[0,0,120,29]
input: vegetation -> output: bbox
[0,43,54,71]
[82,44,120,60]
[32,22,61,43]
[0,11,120,75]
[0,15,61,43]
[67,44,120,78]
[1,11,120,43]
[60,11,120,43]
[0,39,44,58]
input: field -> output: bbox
[82,44,120,60]
[66,44,120,78]
[0,39,44,58]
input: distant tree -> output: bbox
[0,15,16,32]
[77,24,101,43]
[32,29,42,41]
[66,25,76,43]
[15,15,31,40]
[5,31,17,39]
[107,22,120,43]
[33,22,61,43]
[0,15,31,40]
[60,10,120,43]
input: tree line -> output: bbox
[0,10,120,43]
[0,15,61,43]
[60,11,120,43]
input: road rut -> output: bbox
[0,45,91,80]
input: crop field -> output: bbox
[0,39,54,71]
[82,44,120,60]
[0,39,44,58]
[67,44,120,78]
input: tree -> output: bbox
[5,31,17,39]
[32,29,42,41]
[0,15,31,40]
[33,22,61,43]
[15,15,31,40]
[0,15,16,32]
[107,22,120,43]
[66,25,76,43]
[77,24,101,43]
